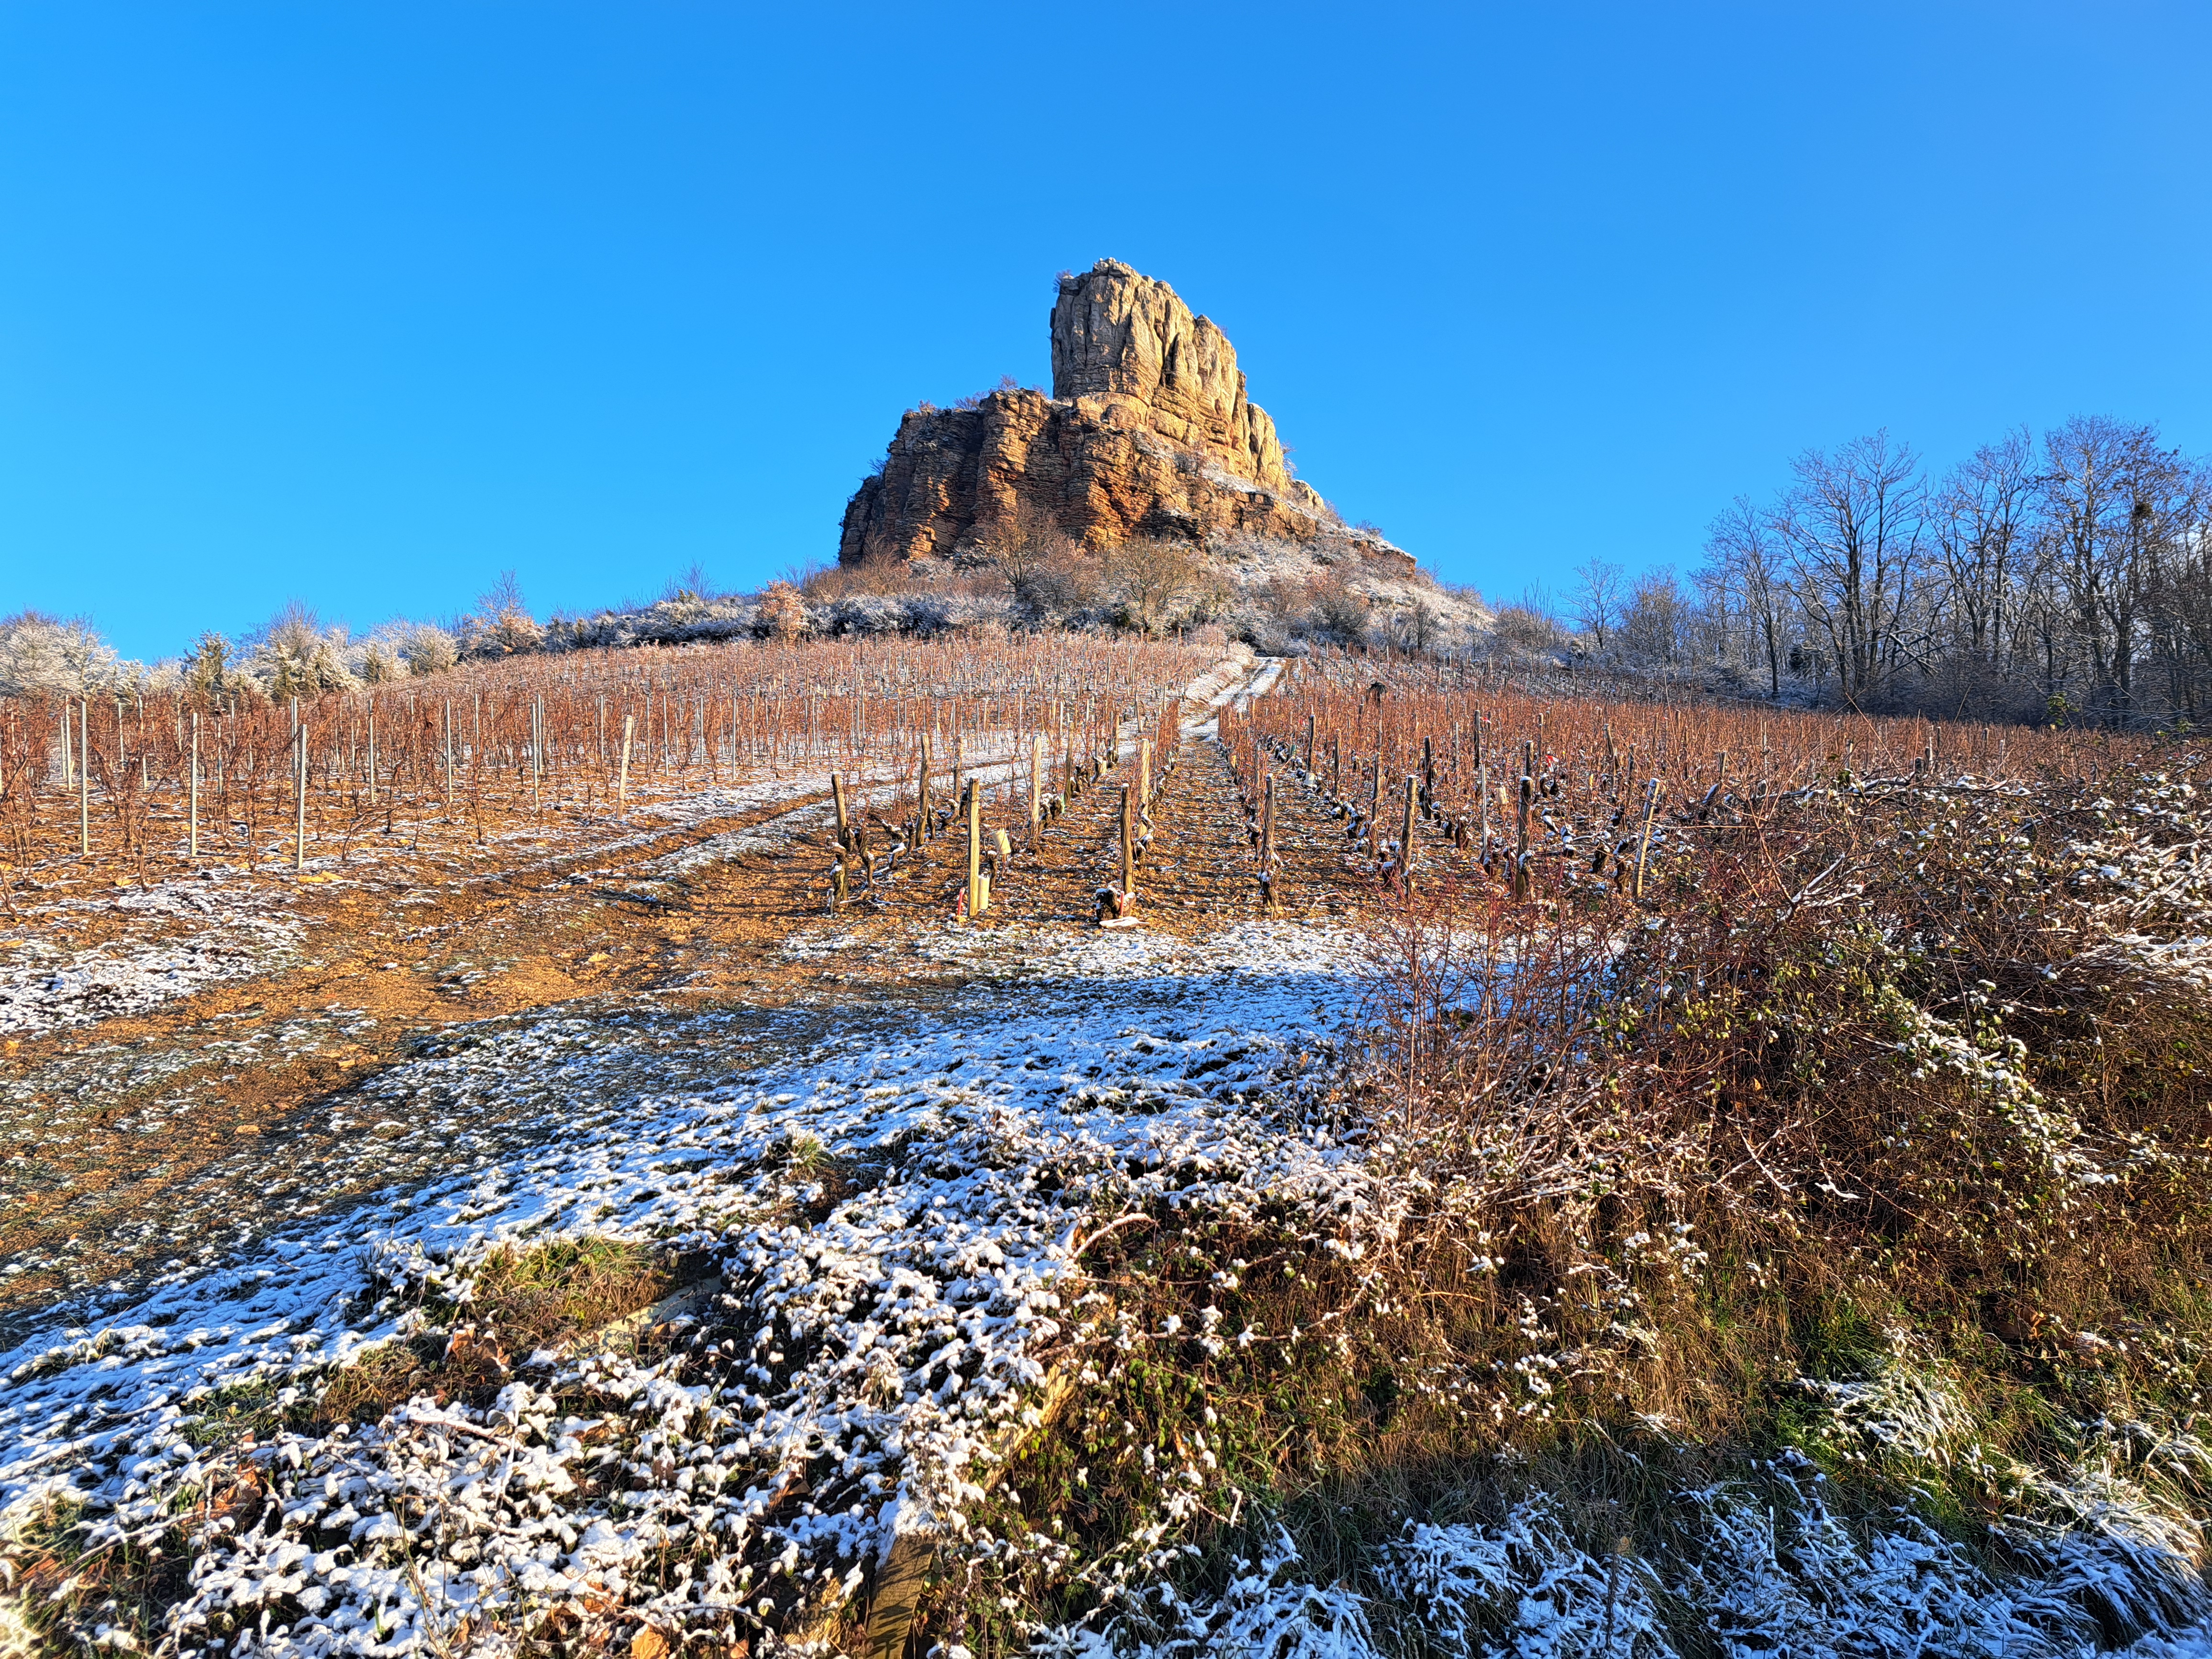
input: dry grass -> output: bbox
[920,668,2212,1650]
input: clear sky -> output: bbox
[3,2,2208,662]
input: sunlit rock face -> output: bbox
[1048,258,1292,494]
[837,260,1410,573]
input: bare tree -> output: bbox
[468,571,543,658]
[1703,498,1791,699]
[2041,416,2168,723]
[1775,432,1925,707]
[2129,449,2210,724]
[981,499,1083,615]
[1569,560,1625,653]
[1925,434,2021,666]
[1109,537,1202,635]
[663,563,718,604]
[1692,415,2212,726]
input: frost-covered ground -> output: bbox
[6,731,2212,1654]
[5,910,2209,1655]
[0,928,1375,1654]
[0,765,893,1041]
[0,874,307,1035]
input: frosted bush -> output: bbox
[0,611,133,697]
[238,610,358,696]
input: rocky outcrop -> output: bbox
[838,260,1412,574]
[1050,260,1292,493]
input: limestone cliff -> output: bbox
[837,260,1411,573]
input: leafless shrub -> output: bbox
[1107,536,1201,635]
[1304,570,1373,645]
[756,582,809,642]
[1487,602,1567,655]
[460,572,543,659]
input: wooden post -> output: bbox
[79,697,89,858]
[1632,777,1660,900]
[1402,773,1419,889]
[1261,773,1277,910]
[832,774,851,850]
[366,707,376,804]
[1513,771,1532,900]
[294,724,308,873]
[530,696,542,810]
[966,779,985,918]
[1304,713,1315,772]
[1139,737,1152,808]
[188,711,199,860]
[1029,732,1044,848]
[1120,783,1137,901]
[1421,738,1434,812]
[1368,752,1382,856]
[618,714,634,813]
[917,732,931,842]
[1477,725,1492,860]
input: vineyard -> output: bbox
[2,639,2210,1659]
[0,635,1208,882]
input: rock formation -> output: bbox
[837,260,1412,573]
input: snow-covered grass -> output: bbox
[0,943,1373,1653]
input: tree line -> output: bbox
[1565,416,2211,727]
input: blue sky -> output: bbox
[3,2,2208,662]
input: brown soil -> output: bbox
[0,728,1473,1337]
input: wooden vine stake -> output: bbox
[1098,783,1140,928]
[618,714,634,814]
[830,774,852,907]
[1513,771,1532,900]
[1401,772,1419,891]
[1632,777,1661,900]
[1029,732,1044,848]
[1474,712,1489,860]
[1258,773,1277,912]
[916,733,932,843]
[965,779,988,918]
